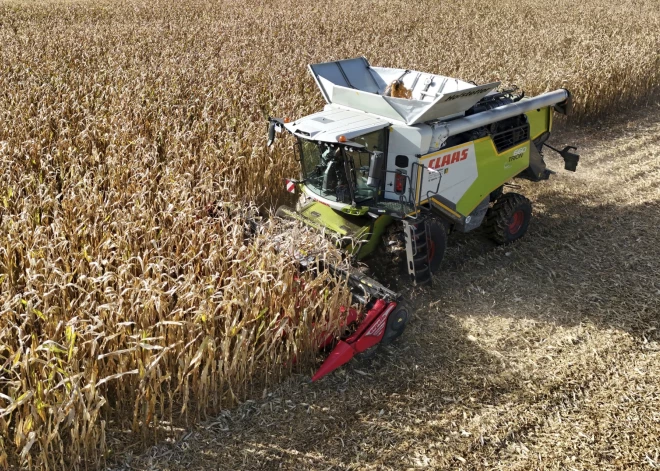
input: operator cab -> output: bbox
[298,129,386,206]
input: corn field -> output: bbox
[0,0,659,468]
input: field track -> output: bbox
[116,105,660,470]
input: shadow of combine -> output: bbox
[368,188,660,338]
[434,193,660,336]
[114,192,660,470]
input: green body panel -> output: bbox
[299,202,367,238]
[454,105,554,216]
[455,138,530,215]
[297,201,393,260]
[355,214,393,260]
[341,205,371,216]
[526,106,552,138]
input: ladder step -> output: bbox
[404,219,433,286]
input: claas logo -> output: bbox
[427,149,469,170]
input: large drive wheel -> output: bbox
[426,219,447,273]
[484,193,532,245]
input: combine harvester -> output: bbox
[267,57,579,380]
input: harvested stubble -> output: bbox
[0,0,659,469]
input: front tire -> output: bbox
[484,193,532,245]
[410,219,447,284]
[426,219,447,273]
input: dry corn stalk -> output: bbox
[1,0,659,468]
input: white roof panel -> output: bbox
[284,107,389,143]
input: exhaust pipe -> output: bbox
[435,89,571,139]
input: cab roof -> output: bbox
[284,107,389,144]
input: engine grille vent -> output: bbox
[492,123,530,153]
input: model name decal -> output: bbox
[508,147,527,162]
[428,149,469,170]
[365,314,387,337]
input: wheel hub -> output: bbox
[508,210,524,234]
[380,305,409,346]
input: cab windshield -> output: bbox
[298,129,385,204]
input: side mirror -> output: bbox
[367,151,384,188]
[267,121,276,147]
[267,118,284,147]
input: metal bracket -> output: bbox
[544,143,580,172]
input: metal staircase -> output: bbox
[403,220,433,285]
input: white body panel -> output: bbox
[383,125,431,201]
[331,83,405,123]
[417,143,478,206]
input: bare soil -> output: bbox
[114,105,660,470]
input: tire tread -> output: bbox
[484,193,532,245]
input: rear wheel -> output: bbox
[484,193,532,244]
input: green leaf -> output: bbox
[33,309,45,321]
[256,307,268,320]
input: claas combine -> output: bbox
[266,57,580,380]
